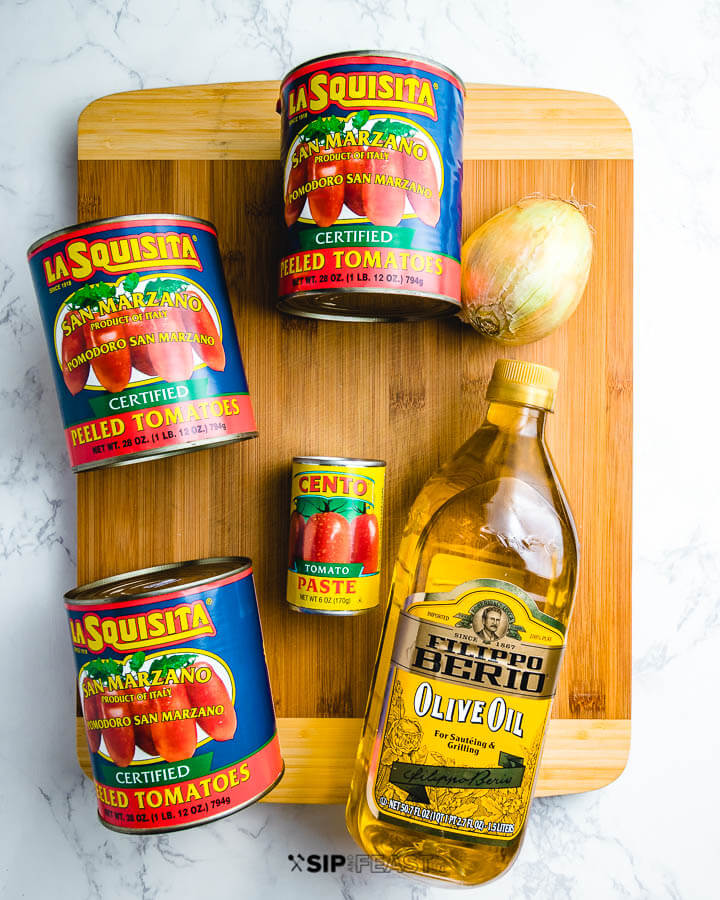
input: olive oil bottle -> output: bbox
[346,360,579,886]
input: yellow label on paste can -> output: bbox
[287,456,385,615]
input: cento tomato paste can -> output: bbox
[277,50,464,321]
[65,558,283,833]
[287,456,385,615]
[27,215,257,471]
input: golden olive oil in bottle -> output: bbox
[346,360,579,887]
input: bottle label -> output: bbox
[368,578,565,845]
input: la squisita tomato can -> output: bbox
[277,51,465,322]
[287,456,385,615]
[65,558,283,833]
[27,215,257,471]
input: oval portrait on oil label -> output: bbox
[471,604,509,644]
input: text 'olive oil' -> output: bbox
[346,359,579,887]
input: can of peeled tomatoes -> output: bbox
[27,215,257,471]
[65,557,283,833]
[287,456,385,615]
[277,50,465,322]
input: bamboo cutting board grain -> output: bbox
[75,82,632,802]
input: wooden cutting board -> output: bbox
[75,82,632,802]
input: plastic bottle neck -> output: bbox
[484,401,548,438]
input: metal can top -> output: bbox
[27,213,217,258]
[64,556,252,606]
[293,455,386,468]
[278,49,465,96]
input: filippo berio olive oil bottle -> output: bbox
[346,359,579,886]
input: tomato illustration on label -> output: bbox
[403,138,441,227]
[363,148,406,227]
[61,313,89,395]
[342,154,367,217]
[350,509,380,574]
[308,152,345,227]
[82,684,102,754]
[285,154,308,226]
[151,682,198,762]
[185,663,238,741]
[99,688,135,767]
[83,314,132,393]
[60,276,232,392]
[80,651,242,765]
[181,294,226,371]
[288,509,305,567]
[302,510,352,563]
[122,315,158,377]
[146,307,195,383]
[129,685,157,756]
[283,117,442,230]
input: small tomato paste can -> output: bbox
[65,557,283,834]
[277,51,465,322]
[288,456,385,615]
[27,215,257,471]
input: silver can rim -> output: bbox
[27,213,217,257]
[72,431,258,473]
[277,287,460,323]
[65,556,252,605]
[293,455,385,467]
[278,49,465,96]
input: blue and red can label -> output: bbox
[278,52,464,315]
[65,562,283,832]
[27,215,257,471]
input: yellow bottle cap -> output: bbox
[486,359,559,411]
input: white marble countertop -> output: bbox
[1,1,718,897]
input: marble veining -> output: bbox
[1,0,719,897]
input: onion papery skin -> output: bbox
[460,198,593,345]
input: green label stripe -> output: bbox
[297,224,418,251]
[88,379,213,417]
[97,751,214,788]
[293,560,364,577]
[389,754,525,804]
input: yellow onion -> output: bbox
[460,197,593,344]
